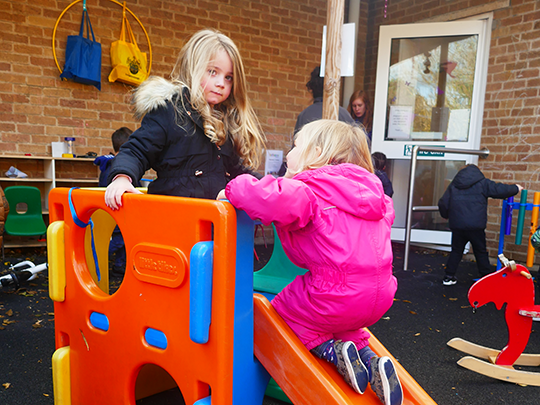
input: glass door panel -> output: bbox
[386,35,478,143]
[373,19,490,161]
[372,18,492,244]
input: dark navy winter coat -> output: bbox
[438,164,519,230]
[375,169,394,197]
[108,90,259,199]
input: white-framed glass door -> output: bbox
[372,18,492,245]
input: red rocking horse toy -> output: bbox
[448,254,540,385]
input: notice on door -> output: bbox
[265,149,284,176]
[388,105,414,140]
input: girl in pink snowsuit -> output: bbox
[218,120,402,405]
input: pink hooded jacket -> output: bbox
[225,163,397,350]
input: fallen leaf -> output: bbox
[449,298,458,301]
[403,300,412,303]
[2,383,10,389]
[414,333,421,336]
[32,320,43,329]
[47,313,54,316]
[6,309,13,316]
[43,393,49,397]
[382,316,390,320]
[2,319,15,325]
[409,311,417,315]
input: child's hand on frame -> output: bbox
[105,175,143,210]
[216,189,227,200]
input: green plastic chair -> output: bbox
[253,224,307,295]
[4,186,47,258]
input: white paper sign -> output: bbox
[320,23,355,77]
[388,105,414,140]
[447,109,471,141]
[265,150,284,176]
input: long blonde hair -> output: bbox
[288,120,373,176]
[170,29,265,168]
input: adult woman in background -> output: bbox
[348,90,373,143]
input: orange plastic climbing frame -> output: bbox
[48,188,240,404]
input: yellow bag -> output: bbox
[108,2,148,86]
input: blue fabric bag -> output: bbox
[60,8,102,90]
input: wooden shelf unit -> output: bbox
[0,155,99,210]
[0,155,99,248]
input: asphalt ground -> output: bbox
[1,243,540,405]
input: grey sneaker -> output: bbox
[442,275,457,286]
[370,356,403,405]
[334,340,369,394]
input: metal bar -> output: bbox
[403,146,490,271]
[412,206,439,212]
[497,199,508,270]
[405,145,490,157]
[404,146,420,271]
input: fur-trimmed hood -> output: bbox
[132,76,184,119]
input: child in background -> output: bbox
[348,90,373,142]
[372,151,393,197]
[105,29,265,209]
[438,164,522,285]
[217,120,402,405]
[94,127,135,277]
[94,127,133,187]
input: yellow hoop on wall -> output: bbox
[52,0,152,77]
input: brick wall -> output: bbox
[363,0,540,262]
[4,0,539,261]
[0,0,327,162]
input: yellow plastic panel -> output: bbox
[52,346,71,405]
[48,221,65,302]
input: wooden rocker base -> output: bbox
[457,356,540,386]
[448,338,540,386]
[448,338,540,367]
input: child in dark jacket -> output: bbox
[438,164,522,285]
[94,127,133,187]
[105,29,265,209]
[372,152,393,197]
